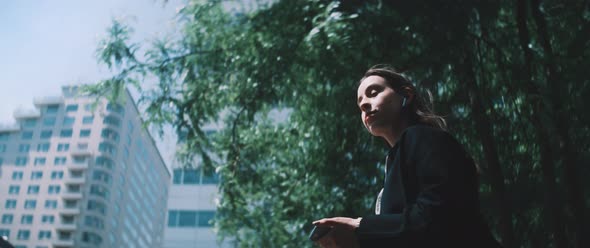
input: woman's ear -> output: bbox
[399,86,415,106]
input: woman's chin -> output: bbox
[367,125,386,137]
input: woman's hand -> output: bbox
[312,217,361,248]
[313,217,362,230]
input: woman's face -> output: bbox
[357,75,403,137]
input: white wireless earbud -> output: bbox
[401,97,407,107]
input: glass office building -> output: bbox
[0,86,170,248]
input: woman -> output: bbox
[312,65,501,247]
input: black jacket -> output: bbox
[355,125,502,247]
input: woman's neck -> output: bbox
[384,119,410,147]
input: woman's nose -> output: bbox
[360,101,371,112]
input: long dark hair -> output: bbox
[360,65,447,130]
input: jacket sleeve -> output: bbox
[355,126,477,247]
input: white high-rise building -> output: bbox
[0,86,170,248]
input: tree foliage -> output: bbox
[87,0,589,247]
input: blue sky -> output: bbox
[0,0,184,124]
[0,0,187,169]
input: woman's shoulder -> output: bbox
[402,124,451,139]
[400,124,458,148]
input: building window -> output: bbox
[103,116,121,127]
[31,171,43,180]
[41,215,54,224]
[64,199,77,209]
[46,105,59,114]
[82,116,94,124]
[12,171,23,180]
[43,117,56,126]
[57,143,70,152]
[44,200,58,209]
[98,142,116,156]
[5,199,17,209]
[18,144,30,152]
[80,129,91,138]
[87,184,105,200]
[82,231,103,245]
[87,200,107,215]
[34,157,46,166]
[1,214,13,224]
[73,156,86,164]
[17,230,30,240]
[172,169,182,184]
[48,185,61,194]
[24,200,36,209]
[0,158,3,166]
[23,119,37,128]
[0,133,11,140]
[51,171,64,179]
[38,230,52,240]
[60,129,73,138]
[21,131,33,140]
[63,116,75,126]
[90,184,110,199]
[8,185,20,195]
[184,169,200,184]
[198,211,215,227]
[21,215,33,224]
[167,210,216,227]
[92,170,112,184]
[178,211,197,227]
[0,229,10,239]
[37,143,50,152]
[27,185,40,194]
[15,157,28,166]
[0,144,6,152]
[202,171,220,184]
[101,129,119,141]
[54,157,67,165]
[65,104,78,112]
[95,157,114,170]
[40,130,52,139]
[84,216,105,230]
[172,168,220,185]
[106,103,124,114]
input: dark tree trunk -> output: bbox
[515,1,568,247]
[455,53,515,248]
[529,1,587,247]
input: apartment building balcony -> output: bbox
[55,222,77,231]
[71,148,92,157]
[13,108,41,119]
[52,234,75,247]
[0,123,20,132]
[34,96,64,106]
[64,176,86,185]
[67,162,89,171]
[61,191,83,200]
[53,240,74,247]
[59,207,81,215]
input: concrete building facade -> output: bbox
[162,125,231,247]
[163,166,226,248]
[0,86,170,248]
